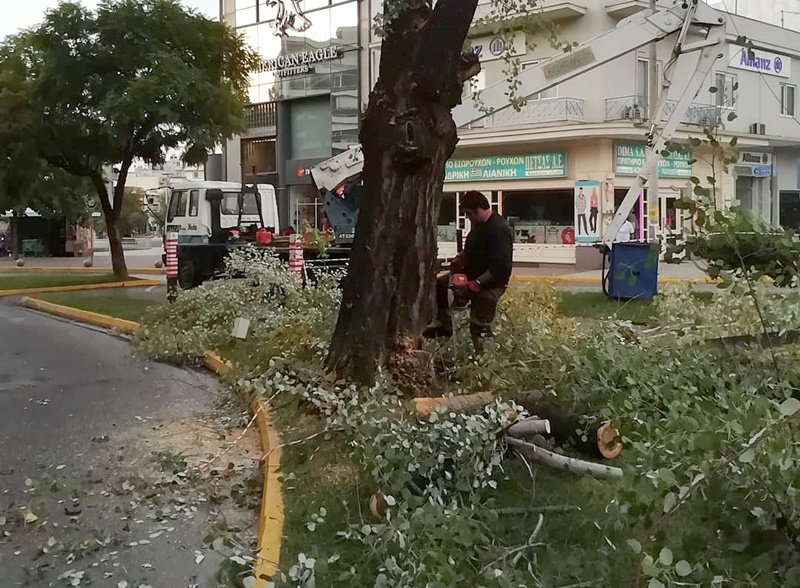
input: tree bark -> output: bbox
[326,0,480,385]
[91,173,129,280]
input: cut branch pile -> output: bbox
[412,391,624,479]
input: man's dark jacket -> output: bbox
[462,212,513,288]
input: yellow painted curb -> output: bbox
[0,279,161,297]
[202,348,284,583]
[20,297,140,334]
[251,393,284,584]
[1,266,165,274]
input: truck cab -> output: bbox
[163,181,281,288]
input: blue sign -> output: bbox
[753,166,772,177]
[729,46,791,79]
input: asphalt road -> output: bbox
[0,303,255,587]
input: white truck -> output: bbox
[310,0,728,251]
[162,181,350,288]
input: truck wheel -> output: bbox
[178,258,198,289]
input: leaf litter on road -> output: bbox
[1,398,262,586]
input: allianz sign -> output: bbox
[728,46,791,78]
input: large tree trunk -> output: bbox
[91,174,129,280]
[326,0,480,385]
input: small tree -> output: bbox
[1,0,258,278]
[0,43,90,225]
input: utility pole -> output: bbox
[648,0,660,243]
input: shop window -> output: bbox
[290,96,333,159]
[780,191,800,231]
[781,83,796,117]
[437,193,457,241]
[503,190,573,244]
[242,137,277,178]
[293,185,325,229]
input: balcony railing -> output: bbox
[605,95,649,121]
[605,95,721,126]
[663,101,721,127]
[244,102,277,130]
[463,97,585,129]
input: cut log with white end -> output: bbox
[506,418,551,437]
[412,391,495,417]
[507,437,623,479]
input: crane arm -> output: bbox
[454,0,725,127]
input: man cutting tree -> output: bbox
[424,190,514,350]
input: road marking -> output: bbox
[146,286,158,293]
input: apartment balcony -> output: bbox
[471,0,586,35]
[663,101,721,127]
[605,95,649,121]
[605,0,648,19]
[462,97,585,130]
[605,95,721,127]
[244,102,277,137]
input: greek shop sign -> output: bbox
[445,153,567,182]
[728,46,791,78]
[258,46,340,77]
[615,143,692,178]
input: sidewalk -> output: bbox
[513,261,710,284]
[0,247,163,271]
[2,249,710,284]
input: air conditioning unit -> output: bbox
[623,105,644,119]
[749,123,766,135]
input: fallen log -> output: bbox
[506,417,551,437]
[517,397,622,460]
[507,437,623,479]
[413,391,622,459]
[412,392,495,417]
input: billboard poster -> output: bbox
[574,180,601,244]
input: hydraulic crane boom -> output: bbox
[310,0,727,246]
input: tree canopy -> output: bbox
[0,0,259,276]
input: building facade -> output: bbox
[221,0,362,229]
[225,0,800,265]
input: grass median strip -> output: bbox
[0,272,124,290]
[32,290,160,322]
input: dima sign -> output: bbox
[258,46,340,77]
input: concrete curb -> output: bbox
[15,301,284,585]
[0,279,162,298]
[202,351,284,583]
[1,266,165,275]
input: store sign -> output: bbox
[471,31,526,63]
[259,46,340,77]
[445,153,567,182]
[739,151,772,166]
[728,46,791,79]
[615,143,692,178]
